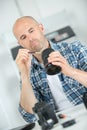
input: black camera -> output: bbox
[42,48,61,75]
[83,92,87,108]
[33,102,58,130]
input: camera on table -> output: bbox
[33,102,58,130]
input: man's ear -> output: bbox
[39,24,44,32]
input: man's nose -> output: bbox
[27,33,32,41]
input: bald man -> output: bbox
[13,16,87,123]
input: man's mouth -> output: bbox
[28,50,40,54]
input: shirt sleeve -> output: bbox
[71,41,87,71]
[18,104,37,123]
[19,76,37,123]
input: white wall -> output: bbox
[16,0,87,44]
[36,0,87,44]
[0,1,27,129]
[0,0,87,44]
[0,0,20,34]
[0,38,27,130]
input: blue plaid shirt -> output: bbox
[19,40,87,123]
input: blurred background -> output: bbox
[0,0,87,129]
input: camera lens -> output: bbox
[46,63,61,75]
[42,48,61,75]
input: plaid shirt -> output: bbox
[19,40,87,123]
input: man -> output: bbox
[13,16,87,123]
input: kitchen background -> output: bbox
[0,0,87,129]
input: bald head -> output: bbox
[13,16,39,39]
[13,16,38,26]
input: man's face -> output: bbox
[13,18,45,52]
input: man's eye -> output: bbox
[29,29,34,33]
[21,35,26,40]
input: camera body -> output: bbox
[83,92,87,108]
[33,102,58,130]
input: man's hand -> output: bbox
[48,51,87,87]
[48,51,73,76]
[15,49,31,78]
